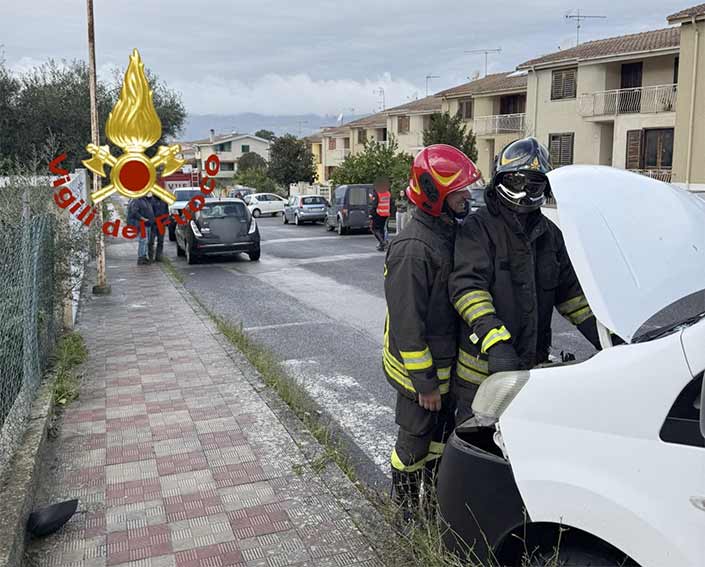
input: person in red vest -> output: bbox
[370,177,396,251]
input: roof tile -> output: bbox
[436,72,528,99]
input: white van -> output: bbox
[438,166,705,567]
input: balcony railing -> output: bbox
[578,84,677,117]
[328,148,351,163]
[629,168,672,183]
[473,113,526,136]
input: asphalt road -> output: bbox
[163,214,597,489]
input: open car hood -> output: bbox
[548,165,705,343]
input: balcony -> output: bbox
[472,113,526,136]
[629,168,672,183]
[327,148,351,164]
[578,84,677,117]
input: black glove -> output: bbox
[578,316,625,350]
[488,342,521,374]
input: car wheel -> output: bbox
[176,241,185,257]
[326,218,335,232]
[294,214,300,226]
[283,213,288,224]
[337,218,347,236]
[185,244,198,265]
[248,248,261,262]
[168,224,176,242]
[252,208,261,218]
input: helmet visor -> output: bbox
[501,171,547,199]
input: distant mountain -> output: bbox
[181,113,366,141]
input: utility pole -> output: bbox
[425,75,440,96]
[465,48,502,77]
[565,9,606,46]
[86,0,110,295]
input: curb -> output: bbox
[162,264,394,561]
[0,375,56,567]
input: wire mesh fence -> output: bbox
[0,168,91,480]
[0,213,58,478]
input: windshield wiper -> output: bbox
[634,311,705,343]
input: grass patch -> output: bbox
[161,256,185,284]
[52,332,87,407]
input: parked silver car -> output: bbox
[282,195,329,225]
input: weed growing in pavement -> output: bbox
[52,332,87,407]
[161,257,185,284]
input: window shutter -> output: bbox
[549,134,562,165]
[549,133,574,167]
[560,133,574,165]
[551,71,564,100]
[564,69,577,99]
[625,130,643,170]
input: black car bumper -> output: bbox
[193,240,259,255]
[437,426,527,562]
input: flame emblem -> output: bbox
[83,49,184,204]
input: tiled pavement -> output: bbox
[27,242,382,567]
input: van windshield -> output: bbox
[349,187,369,206]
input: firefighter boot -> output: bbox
[392,469,422,526]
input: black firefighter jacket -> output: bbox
[449,194,592,397]
[383,210,458,400]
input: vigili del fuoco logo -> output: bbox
[49,49,221,239]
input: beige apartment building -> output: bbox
[384,95,442,155]
[437,73,528,179]
[193,132,271,179]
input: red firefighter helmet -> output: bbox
[406,144,481,217]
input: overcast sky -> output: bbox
[1,0,690,116]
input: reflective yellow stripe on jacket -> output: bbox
[399,347,433,372]
[454,290,494,325]
[383,315,450,394]
[481,326,512,353]
[456,349,490,385]
[557,294,594,326]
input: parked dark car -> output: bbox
[175,198,260,264]
[283,195,330,225]
[228,185,255,199]
[325,184,374,235]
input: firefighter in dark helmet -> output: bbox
[384,144,481,519]
[449,137,602,423]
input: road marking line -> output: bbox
[262,235,372,245]
[243,321,322,332]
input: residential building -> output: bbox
[668,4,705,189]
[384,95,442,155]
[193,131,271,179]
[437,72,528,178]
[319,112,388,183]
[517,27,680,182]
[305,131,324,183]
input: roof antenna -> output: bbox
[565,9,606,46]
[465,48,502,77]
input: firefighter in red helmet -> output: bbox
[383,144,481,520]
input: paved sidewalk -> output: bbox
[27,241,381,567]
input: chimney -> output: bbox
[209,129,215,143]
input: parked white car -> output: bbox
[244,193,287,217]
[438,166,705,567]
[167,187,203,241]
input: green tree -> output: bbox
[234,167,279,194]
[330,137,412,195]
[268,134,315,193]
[422,112,478,162]
[0,59,186,172]
[254,129,276,141]
[238,151,267,172]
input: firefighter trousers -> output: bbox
[391,392,455,477]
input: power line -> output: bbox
[464,48,502,77]
[565,9,606,46]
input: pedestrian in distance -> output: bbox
[449,137,604,424]
[383,145,481,523]
[148,193,169,262]
[127,193,155,265]
[369,177,396,251]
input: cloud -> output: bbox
[172,72,422,116]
